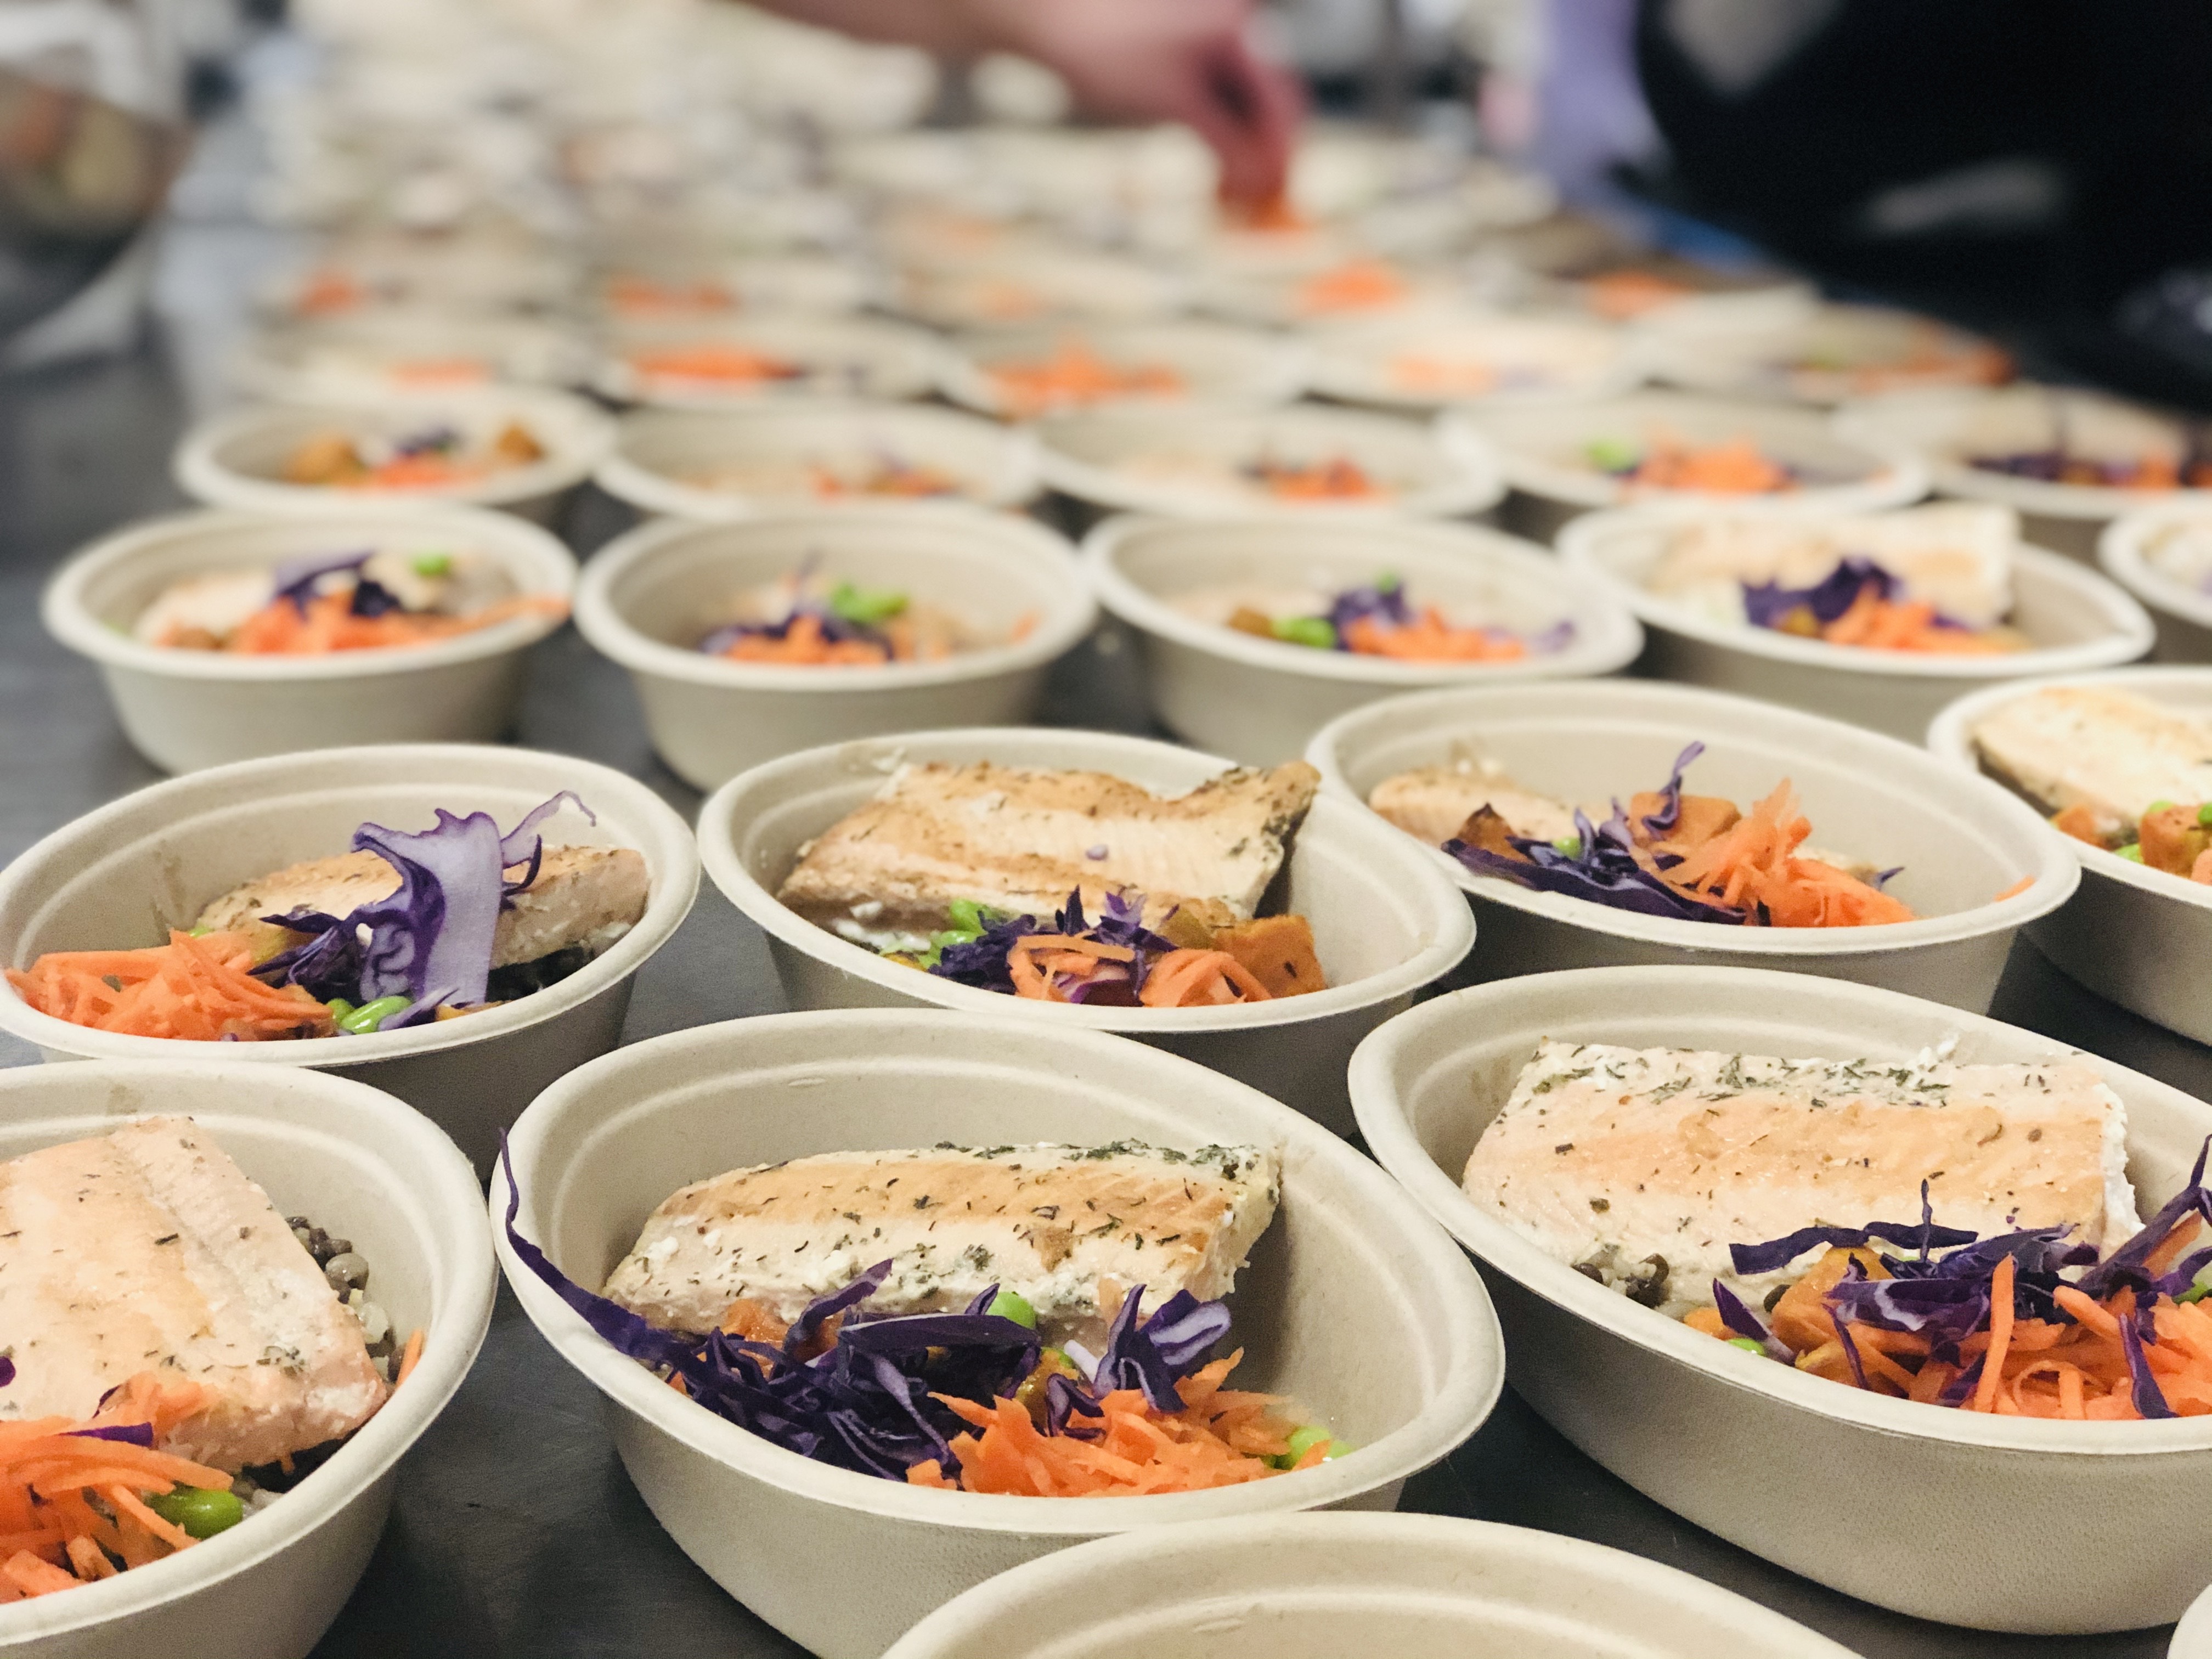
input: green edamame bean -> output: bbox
[148,1486,245,1538]
[338,995,409,1034]
[986,1290,1037,1328]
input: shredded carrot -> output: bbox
[1249,457,1379,500]
[1812,589,2022,656]
[7,930,334,1041]
[396,1329,426,1387]
[603,274,736,316]
[1293,259,1408,316]
[1388,355,1499,396]
[804,460,961,499]
[630,343,805,385]
[190,590,563,656]
[1582,269,1695,320]
[1624,436,1795,495]
[1137,949,1274,1008]
[1971,1255,2017,1412]
[718,612,892,666]
[1342,609,1530,663]
[985,340,1182,416]
[1649,779,1915,928]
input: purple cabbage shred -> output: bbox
[927,889,1180,1002]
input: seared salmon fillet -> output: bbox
[1972,686,2212,843]
[602,1141,1280,1350]
[1367,759,1579,847]
[0,1118,389,1470]
[1464,1041,2137,1317]
[195,843,650,968]
[775,760,1321,946]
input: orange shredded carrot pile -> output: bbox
[1803,589,2023,656]
[604,275,735,316]
[385,358,490,387]
[1249,457,1379,500]
[294,269,366,317]
[1342,609,1530,663]
[188,590,563,656]
[7,931,334,1041]
[905,1351,1318,1496]
[716,613,894,665]
[630,343,805,384]
[282,423,544,492]
[985,340,1183,416]
[1813,337,2011,396]
[1293,259,1408,315]
[1625,436,1795,494]
[0,1373,231,1599]
[1388,356,1499,395]
[805,461,960,499]
[1582,269,1695,320]
[1647,778,1916,927]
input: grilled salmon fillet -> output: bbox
[602,1141,1280,1350]
[775,760,1321,945]
[1972,686,2212,843]
[195,844,649,968]
[1367,759,1581,847]
[0,1118,389,1470]
[1464,1041,2138,1317]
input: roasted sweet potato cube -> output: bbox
[2138,804,2209,876]
[2050,804,2108,848]
[1211,913,1327,998]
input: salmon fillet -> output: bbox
[775,760,1321,946]
[1367,760,1579,847]
[195,844,650,968]
[602,1141,1280,1351]
[1464,1041,2138,1317]
[0,1118,390,1470]
[1972,686,2212,843]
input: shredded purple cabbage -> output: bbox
[1325,577,1414,640]
[1710,1279,1793,1363]
[270,550,372,615]
[66,1423,155,1446]
[927,889,1180,1001]
[1741,558,1895,632]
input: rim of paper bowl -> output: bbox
[2102,501,2212,634]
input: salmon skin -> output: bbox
[602,1140,1281,1352]
[0,1118,389,1470]
[776,760,1321,949]
[1464,1041,2138,1317]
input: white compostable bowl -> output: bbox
[41,506,577,773]
[595,402,1041,521]
[0,1060,492,1659]
[0,744,699,1176]
[594,316,944,408]
[1035,404,1505,523]
[574,508,1098,790]
[1352,964,2212,1633]
[230,309,591,402]
[937,321,1306,419]
[1837,387,2212,562]
[2175,1579,2212,1659]
[1558,504,2153,740]
[1084,514,1644,765]
[173,391,617,527]
[1446,390,1928,544]
[696,727,1476,1133]
[1927,665,2212,1045]
[494,1009,1503,1659]
[2104,503,2212,662]
[882,1512,1857,1659]
[1304,309,1644,413]
[1306,678,2077,1012]
[1643,302,2011,407]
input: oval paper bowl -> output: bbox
[1351,963,2212,1632]
[229,309,591,402]
[0,744,699,1176]
[1558,505,2153,741]
[1305,309,1644,413]
[1927,665,2212,1045]
[172,391,616,527]
[881,1511,1855,1659]
[493,1009,1503,1659]
[1305,679,2076,1012]
[696,727,1476,1133]
[41,506,577,774]
[0,1060,492,1659]
[593,315,944,408]
[594,402,1041,522]
[1084,514,1643,765]
[2175,1579,2212,1659]
[574,508,1098,790]
[1643,302,2011,407]
[1836,387,2212,562]
[938,320,1305,420]
[1035,404,1505,525]
[1446,390,1927,544]
[2103,503,2212,661]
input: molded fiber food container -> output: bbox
[695,727,1476,1133]
[1558,504,2153,741]
[573,507,1099,791]
[1084,515,1644,765]
[0,1060,493,1659]
[1351,965,2212,1633]
[1837,386,2212,562]
[1034,404,1505,524]
[2175,1580,2212,1659]
[880,1512,1857,1659]
[1445,390,1928,544]
[0,744,698,1176]
[228,310,591,403]
[2103,503,2212,662]
[937,320,1306,419]
[41,505,577,773]
[494,1009,1503,1659]
[1305,679,2076,1012]
[594,402,1041,522]
[172,390,616,527]
[1927,665,2212,1046]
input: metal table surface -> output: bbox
[0,344,2191,1659]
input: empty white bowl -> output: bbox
[173,391,616,527]
[882,1512,1857,1659]
[0,744,699,1176]
[494,1009,1503,1659]
[1927,665,2212,1046]
[1352,964,2212,1633]
[594,315,944,408]
[0,1060,492,1659]
[1305,309,1644,412]
[938,320,1305,419]
[41,505,577,773]
[1084,514,1643,764]
[229,309,591,402]
[2103,503,2212,661]
[573,507,1098,790]
[1306,678,2077,1012]
[594,402,1040,521]
[695,726,1476,1133]
[1559,504,2153,740]
[1035,404,1505,523]
[1643,302,2011,407]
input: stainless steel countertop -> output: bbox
[0,345,2182,1659]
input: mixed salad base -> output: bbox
[984,340,1182,416]
[282,422,544,490]
[1201,574,1574,664]
[699,566,1010,666]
